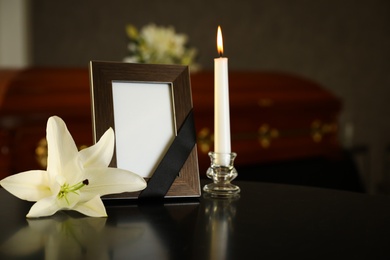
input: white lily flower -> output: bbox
[123,23,201,71]
[0,116,147,218]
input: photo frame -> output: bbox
[89,61,201,199]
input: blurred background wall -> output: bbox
[1,0,390,194]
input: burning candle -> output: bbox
[214,26,231,166]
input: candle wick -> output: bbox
[219,51,223,57]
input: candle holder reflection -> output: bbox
[203,151,240,197]
[203,194,239,260]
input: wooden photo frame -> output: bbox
[89,61,200,199]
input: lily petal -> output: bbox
[0,170,51,201]
[79,128,114,168]
[82,167,147,198]
[72,195,107,217]
[27,196,60,218]
[46,116,79,182]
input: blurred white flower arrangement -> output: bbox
[124,23,200,71]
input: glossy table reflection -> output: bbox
[1,181,390,259]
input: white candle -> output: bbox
[214,26,231,166]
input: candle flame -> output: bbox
[217,26,223,57]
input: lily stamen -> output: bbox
[58,179,89,204]
[69,179,89,193]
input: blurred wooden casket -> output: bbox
[0,68,342,179]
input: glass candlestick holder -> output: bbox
[203,152,240,197]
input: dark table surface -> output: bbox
[1,180,390,260]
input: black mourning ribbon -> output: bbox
[138,110,196,199]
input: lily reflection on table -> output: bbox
[0,213,144,259]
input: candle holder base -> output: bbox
[203,152,240,197]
